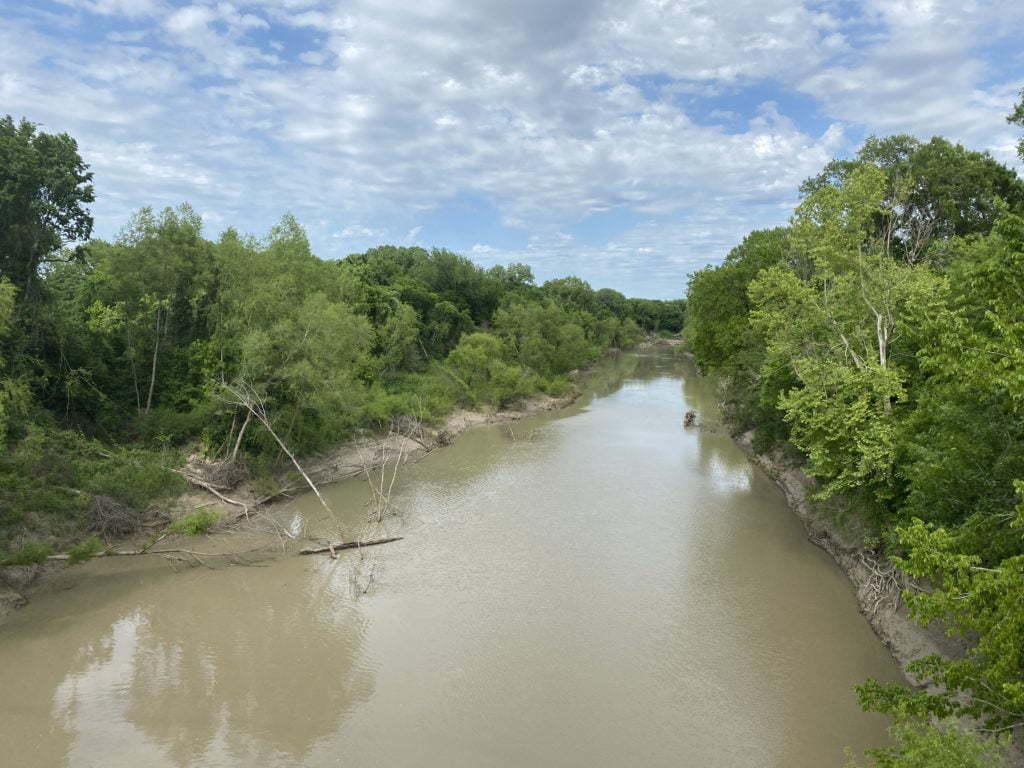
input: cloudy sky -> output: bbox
[2,0,1022,297]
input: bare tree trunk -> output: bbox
[126,326,142,416]
[230,408,252,462]
[145,307,161,414]
[223,382,342,554]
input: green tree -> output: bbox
[84,206,213,415]
[0,279,28,442]
[0,116,94,295]
[750,166,947,501]
[800,134,1023,256]
[1009,89,1024,162]
[686,228,788,369]
[494,299,596,378]
[845,720,1006,768]
[444,332,532,406]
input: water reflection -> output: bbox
[2,558,373,767]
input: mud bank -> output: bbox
[735,432,961,675]
[739,435,1024,763]
[0,391,579,625]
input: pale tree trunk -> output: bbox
[224,382,343,553]
[145,307,161,414]
[230,408,252,462]
[126,326,142,416]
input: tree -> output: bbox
[686,228,788,369]
[1009,90,1024,162]
[750,166,947,501]
[844,719,1007,768]
[494,299,596,378]
[444,332,532,406]
[0,280,28,442]
[0,116,94,295]
[800,134,1023,261]
[84,206,213,415]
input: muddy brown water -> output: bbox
[0,350,900,767]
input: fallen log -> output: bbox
[47,546,264,561]
[299,537,403,556]
[173,469,251,518]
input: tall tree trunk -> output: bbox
[230,408,251,462]
[126,326,142,416]
[145,307,161,414]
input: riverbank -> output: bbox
[738,434,1024,764]
[679,348,957,678]
[734,432,962,675]
[0,342,686,623]
[0,388,583,626]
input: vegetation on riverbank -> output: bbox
[686,95,1024,765]
[0,114,683,562]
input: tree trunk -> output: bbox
[230,409,252,462]
[145,307,161,414]
[239,398,340,546]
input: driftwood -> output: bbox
[299,537,403,556]
[174,469,251,518]
[47,545,267,562]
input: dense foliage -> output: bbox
[0,116,681,557]
[686,106,1024,763]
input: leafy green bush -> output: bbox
[845,720,1006,768]
[67,535,104,565]
[445,333,535,407]
[167,509,221,536]
[0,424,184,549]
[3,540,53,566]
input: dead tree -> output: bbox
[222,380,344,556]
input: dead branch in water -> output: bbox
[222,380,343,555]
[298,537,403,555]
[358,417,416,524]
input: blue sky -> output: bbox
[2,0,1022,298]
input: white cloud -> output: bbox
[57,0,163,17]
[3,0,1022,296]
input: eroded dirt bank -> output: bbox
[734,432,961,674]
[735,432,1024,765]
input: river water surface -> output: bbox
[0,350,900,767]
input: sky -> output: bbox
[2,0,1022,298]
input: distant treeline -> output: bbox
[0,115,683,559]
[687,98,1024,765]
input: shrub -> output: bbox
[3,540,53,566]
[67,535,104,565]
[167,509,221,536]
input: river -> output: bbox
[0,349,900,767]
